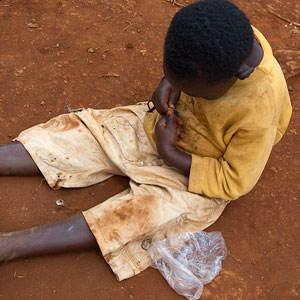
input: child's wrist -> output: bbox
[157,143,177,160]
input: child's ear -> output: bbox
[236,64,255,80]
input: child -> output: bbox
[0,0,291,281]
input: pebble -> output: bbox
[87,48,95,53]
[270,167,278,173]
[27,22,38,28]
[289,129,298,135]
[40,101,45,106]
[126,43,133,49]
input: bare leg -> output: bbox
[0,213,98,262]
[0,141,41,176]
[0,143,98,260]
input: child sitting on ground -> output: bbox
[0,0,291,281]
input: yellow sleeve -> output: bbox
[188,126,277,200]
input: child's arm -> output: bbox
[188,127,277,200]
[155,109,192,176]
[156,111,278,200]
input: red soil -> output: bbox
[0,0,299,299]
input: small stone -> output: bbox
[87,48,95,53]
[289,129,298,135]
[288,86,293,92]
[40,101,45,106]
[16,69,23,74]
[8,134,12,138]
[126,43,133,49]
[270,167,278,173]
[291,29,299,34]
[40,46,51,54]
[27,22,38,28]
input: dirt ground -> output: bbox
[0,0,299,299]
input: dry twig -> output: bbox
[165,0,185,8]
[228,251,241,263]
[122,21,133,32]
[100,72,120,78]
[266,6,300,27]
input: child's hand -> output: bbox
[151,76,181,115]
[155,109,184,156]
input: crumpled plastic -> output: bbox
[147,231,227,300]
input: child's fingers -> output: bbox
[176,125,185,139]
[176,116,183,125]
[168,88,180,108]
[166,109,176,126]
[157,116,167,127]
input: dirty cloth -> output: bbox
[16,104,228,281]
[144,26,292,200]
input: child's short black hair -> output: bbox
[164,0,254,83]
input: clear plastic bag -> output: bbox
[147,231,227,300]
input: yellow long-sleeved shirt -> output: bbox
[143,27,292,200]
